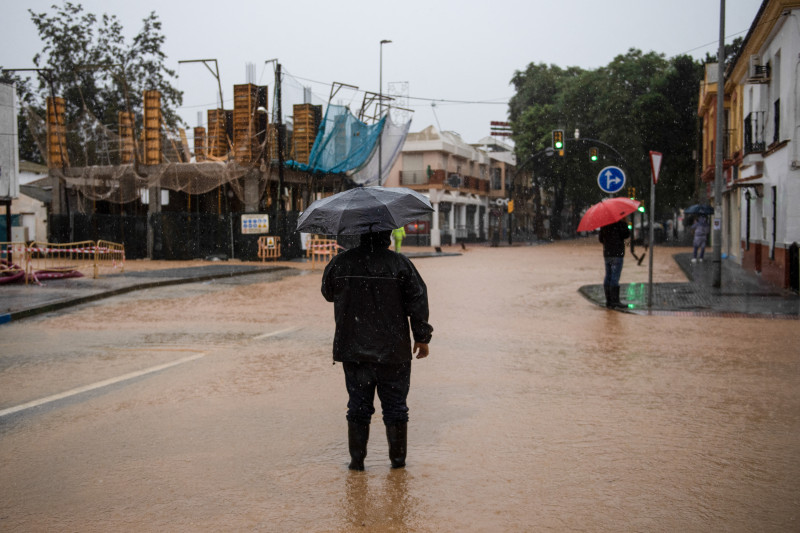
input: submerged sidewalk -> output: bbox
[579,252,800,318]
[0,248,459,325]
[4,248,797,324]
[0,264,293,324]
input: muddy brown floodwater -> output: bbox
[1,240,799,532]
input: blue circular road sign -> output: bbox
[597,166,626,194]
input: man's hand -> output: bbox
[413,342,429,359]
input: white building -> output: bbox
[385,126,502,247]
[729,0,800,290]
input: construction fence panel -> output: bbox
[257,236,281,261]
[28,240,100,278]
[96,240,126,277]
[0,242,30,283]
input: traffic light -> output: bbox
[552,130,564,155]
[638,205,646,213]
[589,147,598,162]
[628,187,636,199]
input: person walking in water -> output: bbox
[322,230,433,470]
[599,219,630,309]
[392,226,406,253]
[691,215,710,263]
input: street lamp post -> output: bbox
[712,0,725,288]
[379,39,392,185]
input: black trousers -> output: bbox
[342,361,411,425]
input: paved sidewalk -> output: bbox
[579,252,799,318]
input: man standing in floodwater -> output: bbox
[599,219,630,309]
[322,230,433,471]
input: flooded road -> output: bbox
[1,240,799,531]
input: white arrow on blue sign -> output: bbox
[597,166,626,194]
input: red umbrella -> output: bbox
[577,197,640,232]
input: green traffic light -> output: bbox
[637,206,645,213]
[552,130,564,150]
[590,154,598,161]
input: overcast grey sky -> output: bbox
[1,0,763,144]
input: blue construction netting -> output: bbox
[286,104,384,176]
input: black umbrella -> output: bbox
[295,186,433,235]
[685,204,714,215]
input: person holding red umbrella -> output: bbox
[599,219,631,308]
[578,197,639,309]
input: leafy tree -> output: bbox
[0,73,42,163]
[509,48,703,237]
[509,63,586,238]
[1,2,183,165]
[704,36,744,67]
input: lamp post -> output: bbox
[379,39,392,185]
[712,0,725,288]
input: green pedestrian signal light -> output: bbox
[589,147,598,161]
[552,130,564,150]
[638,205,645,213]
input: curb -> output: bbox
[4,266,292,324]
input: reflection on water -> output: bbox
[625,282,647,309]
[343,469,415,532]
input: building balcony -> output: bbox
[743,111,766,155]
[399,169,489,195]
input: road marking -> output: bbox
[0,352,207,419]
[252,326,300,340]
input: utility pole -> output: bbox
[275,62,285,215]
[379,40,392,185]
[713,0,725,287]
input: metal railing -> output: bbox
[400,170,427,185]
[744,111,766,154]
[0,240,125,284]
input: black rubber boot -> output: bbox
[603,284,612,308]
[348,421,370,471]
[385,423,407,469]
[611,286,625,309]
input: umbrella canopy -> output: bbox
[684,203,714,215]
[577,197,641,232]
[296,186,433,235]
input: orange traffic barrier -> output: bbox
[307,236,340,270]
[95,240,126,278]
[258,236,281,261]
[0,242,29,284]
[28,240,97,280]
[0,240,126,284]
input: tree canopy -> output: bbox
[508,48,704,233]
[1,1,183,164]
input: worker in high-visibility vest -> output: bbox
[392,226,406,253]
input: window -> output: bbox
[773,98,780,144]
[492,168,502,190]
[402,154,423,172]
[724,110,731,158]
[771,186,777,260]
[401,154,424,185]
[744,111,766,153]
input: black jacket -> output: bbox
[599,220,630,257]
[321,232,433,364]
